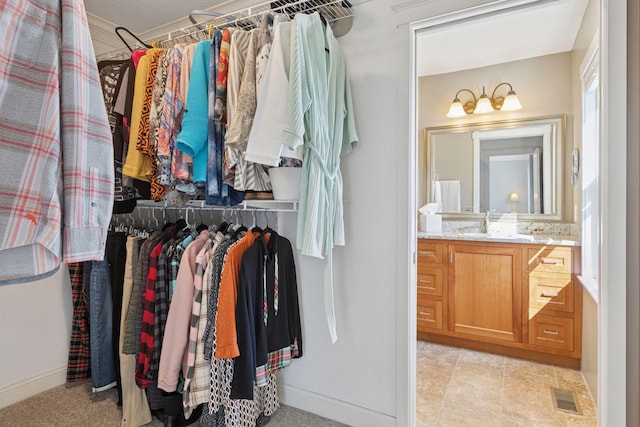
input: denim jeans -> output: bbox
[85,257,116,391]
[106,231,127,404]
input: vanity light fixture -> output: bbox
[446,82,523,118]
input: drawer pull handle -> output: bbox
[539,258,559,265]
[419,251,434,256]
[543,329,559,335]
[419,311,433,317]
[541,292,559,298]
[419,279,432,284]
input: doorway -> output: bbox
[405,0,628,425]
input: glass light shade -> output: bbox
[473,95,494,114]
[446,100,466,118]
[501,91,523,111]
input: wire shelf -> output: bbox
[96,0,353,61]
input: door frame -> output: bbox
[404,0,627,425]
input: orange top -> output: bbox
[215,230,261,359]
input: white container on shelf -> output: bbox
[268,167,302,200]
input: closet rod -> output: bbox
[133,199,299,213]
[96,0,354,61]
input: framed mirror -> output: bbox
[422,115,565,221]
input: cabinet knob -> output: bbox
[541,292,559,298]
[543,329,559,335]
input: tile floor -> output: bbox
[416,341,597,426]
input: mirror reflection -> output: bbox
[423,115,564,218]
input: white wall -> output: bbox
[0,266,73,408]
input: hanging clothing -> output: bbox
[149,50,171,158]
[213,28,235,124]
[121,230,161,355]
[214,230,260,359]
[122,51,155,182]
[0,0,114,284]
[186,232,224,410]
[245,21,303,167]
[67,262,90,383]
[224,28,271,192]
[202,236,239,360]
[283,13,358,343]
[106,231,128,404]
[119,235,153,427]
[111,58,151,207]
[135,226,176,388]
[232,230,303,400]
[135,49,165,157]
[156,44,185,186]
[181,241,213,417]
[207,31,245,206]
[158,230,210,393]
[176,40,212,185]
[172,44,198,184]
[99,59,142,213]
[140,49,169,201]
[85,256,117,392]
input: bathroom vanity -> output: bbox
[417,233,581,368]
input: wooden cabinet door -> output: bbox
[449,244,522,343]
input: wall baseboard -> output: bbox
[278,383,396,427]
[0,367,67,409]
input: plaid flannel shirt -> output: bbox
[0,0,114,284]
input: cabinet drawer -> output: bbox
[527,247,572,274]
[529,313,574,352]
[417,301,443,331]
[529,275,574,313]
[417,269,443,297]
[417,242,445,265]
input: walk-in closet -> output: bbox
[0,1,634,426]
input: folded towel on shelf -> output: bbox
[434,180,461,213]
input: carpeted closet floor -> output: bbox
[0,381,346,427]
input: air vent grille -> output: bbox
[551,387,582,415]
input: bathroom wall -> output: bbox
[418,51,575,221]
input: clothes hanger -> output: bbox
[250,210,262,233]
[188,10,232,36]
[114,27,152,52]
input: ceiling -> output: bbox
[83,0,225,34]
[416,0,590,76]
[84,0,589,72]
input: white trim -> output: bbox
[579,30,600,308]
[408,4,549,426]
[391,0,439,12]
[0,367,67,409]
[86,12,122,51]
[577,275,599,304]
[409,0,561,31]
[598,0,627,425]
[278,384,395,427]
[581,29,601,80]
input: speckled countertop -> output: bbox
[417,232,580,246]
[416,220,581,246]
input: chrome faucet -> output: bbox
[484,211,491,233]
